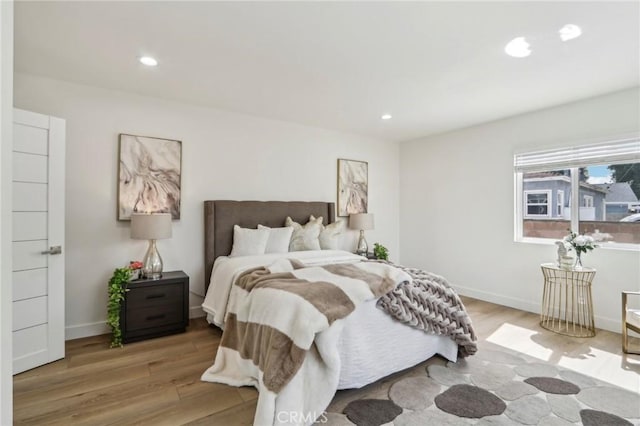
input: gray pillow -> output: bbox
[310,215,345,250]
[285,216,322,251]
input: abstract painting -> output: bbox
[118,134,182,220]
[337,159,368,217]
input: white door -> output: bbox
[12,108,65,374]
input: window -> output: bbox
[524,190,551,217]
[557,190,564,216]
[515,137,640,247]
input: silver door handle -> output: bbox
[41,246,62,255]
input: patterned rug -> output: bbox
[322,342,640,426]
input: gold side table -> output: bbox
[540,263,596,337]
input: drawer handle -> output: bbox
[146,314,166,321]
[146,293,166,300]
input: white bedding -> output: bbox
[337,298,457,388]
[201,250,458,390]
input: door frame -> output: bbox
[0,0,14,423]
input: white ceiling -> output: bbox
[14,1,640,142]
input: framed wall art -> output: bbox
[337,158,368,217]
[118,134,182,220]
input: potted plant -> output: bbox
[106,266,133,348]
[373,243,389,261]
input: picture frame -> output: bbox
[337,158,368,217]
[118,134,182,220]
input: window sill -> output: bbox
[516,237,640,252]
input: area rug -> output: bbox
[322,342,640,426]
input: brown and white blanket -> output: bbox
[201,258,410,425]
[201,258,476,425]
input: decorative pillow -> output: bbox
[257,225,294,254]
[285,216,322,251]
[310,215,345,250]
[229,225,270,257]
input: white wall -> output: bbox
[0,1,13,423]
[400,88,640,333]
[14,73,400,339]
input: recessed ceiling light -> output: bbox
[139,56,158,67]
[381,114,392,120]
[505,37,532,58]
[559,24,582,42]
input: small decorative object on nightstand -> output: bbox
[559,255,574,270]
[555,240,568,268]
[120,271,189,343]
[128,260,143,281]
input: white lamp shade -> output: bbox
[349,213,374,231]
[131,213,172,240]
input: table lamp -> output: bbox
[349,213,374,256]
[131,213,172,280]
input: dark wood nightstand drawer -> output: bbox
[126,284,183,308]
[120,271,189,343]
[125,304,184,331]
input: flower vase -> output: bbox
[574,252,583,270]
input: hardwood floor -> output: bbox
[13,297,640,425]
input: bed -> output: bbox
[200,200,474,425]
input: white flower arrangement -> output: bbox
[563,230,597,255]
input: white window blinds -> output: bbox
[514,136,640,172]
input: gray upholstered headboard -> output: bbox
[204,200,335,290]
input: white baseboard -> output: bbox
[595,316,622,333]
[455,284,539,314]
[65,305,207,340]
[189,306,205,319]
[65,321,109,340]
[455,285,621,334]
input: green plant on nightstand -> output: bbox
[373,243,389,261]
[107,267,132,348]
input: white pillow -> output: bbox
[285,216,322,251]
[311,215,345,250]
[257,225,294,254]
[229,225,270,257]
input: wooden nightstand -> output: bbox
[120,271,189,343]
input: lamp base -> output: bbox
[142,239,163,280]
[356,230,368,257]
[144,272,163,280]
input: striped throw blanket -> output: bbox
[201,258,411,426]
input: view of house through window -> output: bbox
[522,170,571,239]
[578,162,640,244]
[519,161,640,246]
